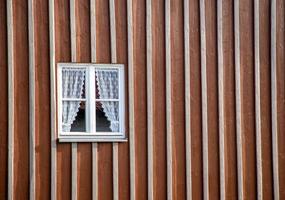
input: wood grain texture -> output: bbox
[152,0,167,199]
[239,0,257,199]
[115,0,130,199]
[115,1,130,199]
[0,0,8,199]
[34,0,52,199]
[275,0,285,198]
[258,0,274,199]
[96,1,113,199]
[55,0,71,199]
[76,0,92,199]
[133,0,148,199]
[189,0,203,199]
[170,0,186,199]
[222,0,238,199]
[205,0,220,199]
[13,0,30,198]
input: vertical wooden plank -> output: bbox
[222,0,238,198]
[240,0,257,199]
[170,0,186,199]
[28,0,36,198]
[109,0,119,199]
[217,0,225,199]
[189,0,203,199]
[276,0,285,198]
[276,7,285,197]
[76,0,92,199]
[49,0,57,198]
[259,0,274,199]
[165,0,172,198]
[133,0,148,198]
[234,0,244,199]
[127,0,135,199]
[270,7,278,195]
[146,0,153,199]
[13,0,30,197]
[114,0,130,199]
[200,0,209,199]
[55,0,71,198]
[90,0,98,199]
[7,0,14,199]
[0,0,8,198]
[152,0,167,198]
[34,0,51,198]
[70,0,77,199]
[96,0,113,199]
[205,0,220,199]
[254,0,263,199]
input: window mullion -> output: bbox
[89,67,96,133]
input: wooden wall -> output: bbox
[0,0,284,199]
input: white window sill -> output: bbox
[58,136,128,143]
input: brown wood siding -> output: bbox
[0,0,284,199]
[13,0,30,198]
[276,0,285,199]
[222,0,238,199]
[0,0,8,199]
[34,0,51,199]
[55,0,72,199]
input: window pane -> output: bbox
[96,101,119,132]
[95,69,119,99]
[62,101,86,132]
[62,68,86,98]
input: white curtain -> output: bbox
[96,70,119,132]
[62,68,85,132]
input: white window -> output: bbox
[57,63,126,142]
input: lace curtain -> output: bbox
[62,68,85,132]
[96,70,119,132]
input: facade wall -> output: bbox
[0,0,284,199]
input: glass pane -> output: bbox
[62,101,86,132]
[62,68,86,98]
[95,69,119,99]
[96,101,119,132]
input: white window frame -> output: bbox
[57,63,127,142]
